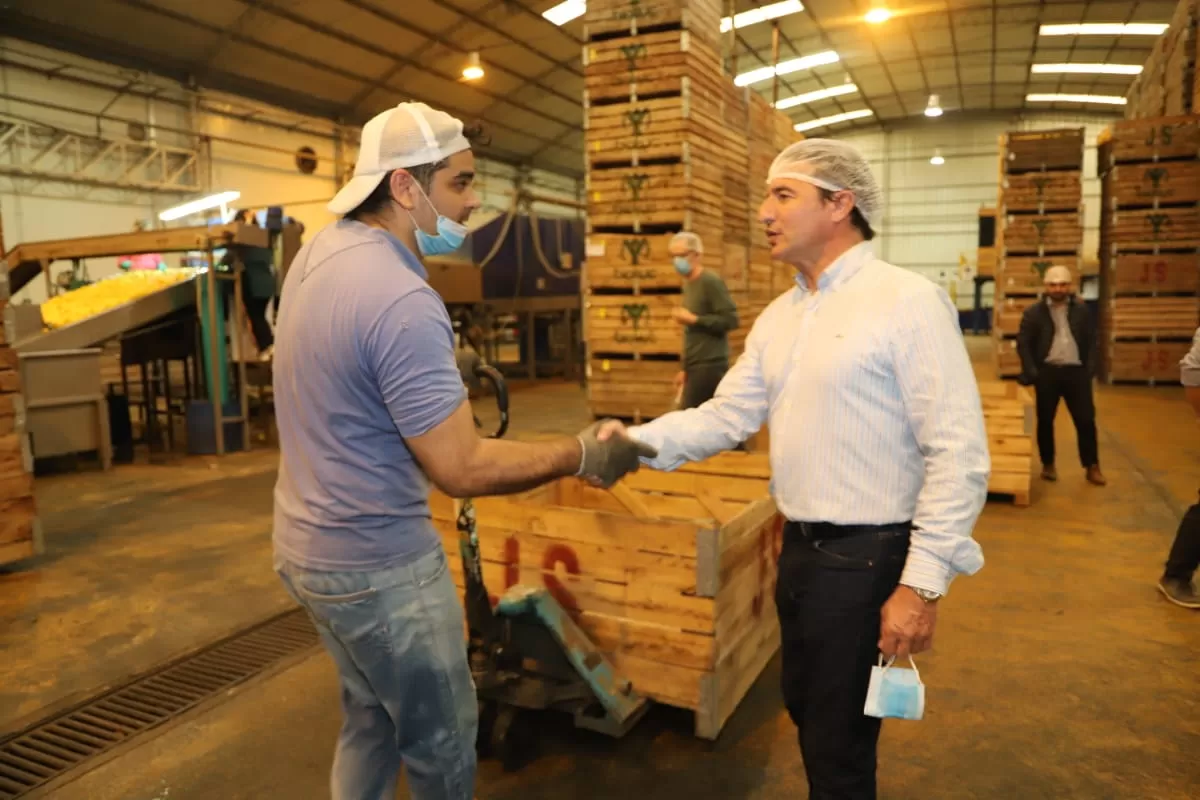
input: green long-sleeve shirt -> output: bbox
[682,270,738,369]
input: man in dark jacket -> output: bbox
[1016,265,1106,486]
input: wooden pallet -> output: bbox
[1001,171,1082,212]
[0,430,39,566]
[587,355,679,419]
[586,293,685,355]
[1102,340,1194,383]
[586,233,694,290]
[1001,212,1084,254]
[431,450,781,740]
[1103,161,1200,209]
[1002,128,1085,173]
[1100,252,1200,294]
[1103,296,1200,339]
[997,255,1081,294]
[977,247,997,277]
[993,336,1022,378]
[587,161,727,228]
[993,295,1037,335]
[978,381,1035,505]
[1102,206,1200,249]
[1097,116,1200,164]
[584,0,725,46]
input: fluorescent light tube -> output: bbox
[774,83,859,109]
[1032,63,1143,75]
[794,109,873,132]
[735,50,840,86]
[159,191,242,222]
[721,0,804,33]
[1026,93,1127,105]
[542,0,585,26]
[1038,23,1169,36]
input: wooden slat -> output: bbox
[997,255,1081,294]
[1097,116,1200,164]
[1101,252,1200,294]
[994,336,1022,378]
[586,294,684,356]
[993,295,1037,335]
[977,247,997,277]
[1001,170,1082,212]
[1103,207,1200,249]
[1001,128,1084,173]
[1002,212,1084,254]
[1104,296,1200,339]
[1105,161,1200,209]
[583,0,725,47]
[1103,340,1193,382]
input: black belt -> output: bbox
[784,520,911,541]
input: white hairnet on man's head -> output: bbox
[767,138,884,232]
[670,231,704,254]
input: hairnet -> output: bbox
[669,231,704,254]
[1043,265,1072,284]
[767,138,884,232]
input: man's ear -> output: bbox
[389,170,418,211]
[833,190,857,223]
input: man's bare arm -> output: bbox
[408,400,581,498]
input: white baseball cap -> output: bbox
[328,102,472,215]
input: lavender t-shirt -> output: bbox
[272,220,464,571]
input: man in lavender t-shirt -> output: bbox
[271,103,653,800]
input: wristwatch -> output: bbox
[905,585,943,603]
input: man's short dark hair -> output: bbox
[346,123,487,221]
[818,188,875,241]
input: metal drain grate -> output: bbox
[0,608,319,799]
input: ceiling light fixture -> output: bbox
[1031,63,1143,75]
[1026,93,1128,105]
[930,149,945,166]
[542,0,585,26]
[462,52,484,81]
[865,8,892,24]
[721,0,804,33]
[794,108,873,132]
[159,191,241,222]
[1038,23,1169,36]
[774,83,859,109]
[735,50,840,87]
[924,94,943,117]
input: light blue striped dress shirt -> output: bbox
[629,242,990,596]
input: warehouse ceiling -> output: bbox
[3,0,1181,177]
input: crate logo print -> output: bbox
[617,237,658,281]
[615,303,654,342]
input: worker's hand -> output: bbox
[576,419,657,488]
[878,585,938,659]
[673,370,686,391]
[455,348,484,395]
[672,307,698,325]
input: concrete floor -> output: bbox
[2,338,1198,799]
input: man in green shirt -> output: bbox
[669,232,739,409]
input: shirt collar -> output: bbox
[793,241,874,297]
[339,218,429,281]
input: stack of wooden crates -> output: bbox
[581,0,801,421]
[1097,116,1200,383]
[993,128,1086,378]
[1125,0,1196,119]
[0,257,42,567]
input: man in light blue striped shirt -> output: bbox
[604,139,990,799]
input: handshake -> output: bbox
[575,420,658,488]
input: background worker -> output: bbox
[1016,265,1106,486]
[271,102,653,800]
[603,139,990,799]
[668,231,738,409]
[1158,325,1200,609]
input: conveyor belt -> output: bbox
[10,275,201,354]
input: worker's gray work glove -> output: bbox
[455,348,484,395]
[575,420,659,488]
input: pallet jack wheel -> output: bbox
[476,699,497,757]
[491,705,535,772]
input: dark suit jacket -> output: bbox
[1016,296,1096,380]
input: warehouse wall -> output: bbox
[0,39,580,305]
[837,112,1118,309]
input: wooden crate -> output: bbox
[430,451,782,739]
[586,233,698,290]
[993,336,1022,378]
[583,29,724,102]
[1101,252,1200,294]
[1102,206,1200,249]
[0,431,39,566]
[977,247,997,277]
[1102,340,1194,383]
[994,295,1037,335]
[1103,296,1200,339]
[1002,128,1084,173]
[1164,0,1198,117]
[1001,171,1082,212]
[587,355,679,420]
[1001,212,1084,254]
[997,255,1080,295]
[586,293,684,356]
[588,161,726,229]
[978,381,1034,505]
[1103,161,1200,209]
[583,0,725,47]
[1097,116,1200,165]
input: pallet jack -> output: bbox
[457,363,650,772]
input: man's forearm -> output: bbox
[451,437,582,498]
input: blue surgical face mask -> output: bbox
[863,655,925,721]
[409,183,468,256]
[673,256,692,276]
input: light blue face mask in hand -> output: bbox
[408,182,468,256]
[863,654,925,720]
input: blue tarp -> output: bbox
[471,213,583,299]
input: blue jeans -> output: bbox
[276,547,477,800]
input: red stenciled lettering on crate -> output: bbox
[541,543,581,611]
[751,514,785,618]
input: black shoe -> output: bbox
[1157,578,1200,609]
